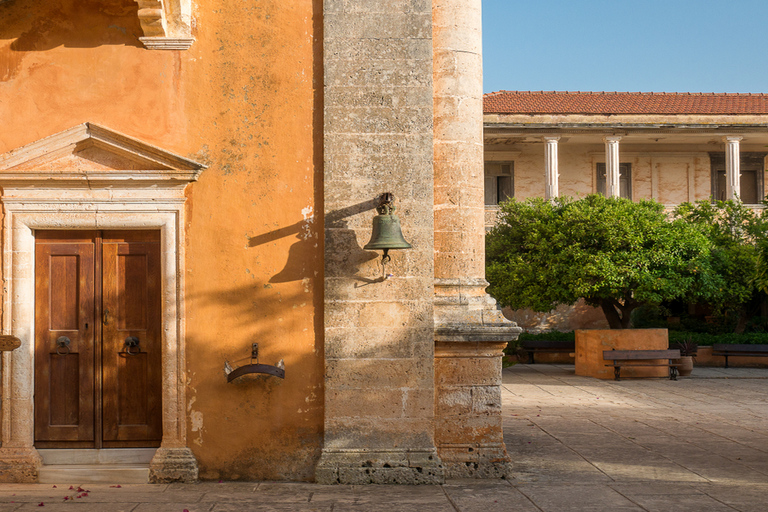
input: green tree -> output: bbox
[674,199,768,332]
[486,195,718,329]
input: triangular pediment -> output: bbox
[0,123,206,184]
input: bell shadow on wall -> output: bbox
[248,199,380,284]
[1,0,144,51]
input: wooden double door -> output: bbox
[34,231,162,448]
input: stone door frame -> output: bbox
[0,124,204,482]
[1,204,195,480]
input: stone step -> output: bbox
[38,448,156,465]
[38,464,150,484]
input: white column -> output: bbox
[724,136,742,201]
[604,136,622,198]
[543,136,560,199]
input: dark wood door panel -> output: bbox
[101,237,162,445]
[35,231,161,448]
[34,240,95,444]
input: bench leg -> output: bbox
[669,366,678,381]
[614,366,621,381]
[724,355,729,369]
[528,352,535,365]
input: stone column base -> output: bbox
[434,318,520,480]
[0,447,42,482]
[440,445,513,479]
[149,447,198,483]
[315,449,444,485]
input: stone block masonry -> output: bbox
[432,0,522,478]
[317,0,443,484]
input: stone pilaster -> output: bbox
[724,136,742,201]
[318,0,443,485]
[0,340,41,482]
[604,136,621,198]
[433,0,521,478]
[149,447,198,483]
[544,136,560,200]
[0,447,41,483]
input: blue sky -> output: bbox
[482,0,768,94]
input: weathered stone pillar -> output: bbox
[604,136,621,198]
[724,136,742,201]
[0,346,42,482]
[0,232,41,482]
[317,1,443,484]
[433,0,521,478]
[544,136,560,200]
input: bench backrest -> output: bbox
[521,340,575,350]
[603,349,681,360]
[712,344,768,353]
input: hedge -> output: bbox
[516,330,768,346]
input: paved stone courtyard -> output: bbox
[1,364,767,511]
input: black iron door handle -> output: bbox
[124,336,140,355]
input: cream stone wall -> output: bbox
[487,144,768,205]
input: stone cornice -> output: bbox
[134,0,195,50]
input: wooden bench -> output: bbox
[603,349,682,381]
[712,344,768,368]
[520,340,575,364]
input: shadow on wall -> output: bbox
[248,198,381,284]
[0,0,143,51]
[185,283,325,481]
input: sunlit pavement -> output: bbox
[502,364,768,511]
[1,365,767,511]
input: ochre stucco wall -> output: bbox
[0,0,323,480]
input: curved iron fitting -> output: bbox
[226,342,285,382]
[226,363,285,382]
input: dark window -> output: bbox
[596,163,632,199]
[710,153,766,204]
[484,162,514,205]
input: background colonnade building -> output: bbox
[483,91,768,223]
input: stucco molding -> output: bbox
[134,0,195,50]
[0,124,206,482]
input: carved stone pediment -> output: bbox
[134,0,195,50]
[0,123,206,190]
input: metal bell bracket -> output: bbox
[225,343,285,382]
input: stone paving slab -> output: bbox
[2,365,768,510]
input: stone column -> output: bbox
[433,0,521,479]
[0,225,41,483]
[544,136,560,200]
[317,1,443,484]
[0,350,42,482]
[604,136,621,198]
[724,136,742,201]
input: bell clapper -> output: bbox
[382,249,391,280]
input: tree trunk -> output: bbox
[599,299,637,329]
[735,309,748,334]
[600,300,623,329]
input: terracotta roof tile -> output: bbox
[483,91,768,115]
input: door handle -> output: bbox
[55,336,71,355]
[103,308,109,325]
[124,336,140,355]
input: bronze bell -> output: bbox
[364,193,412,257]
